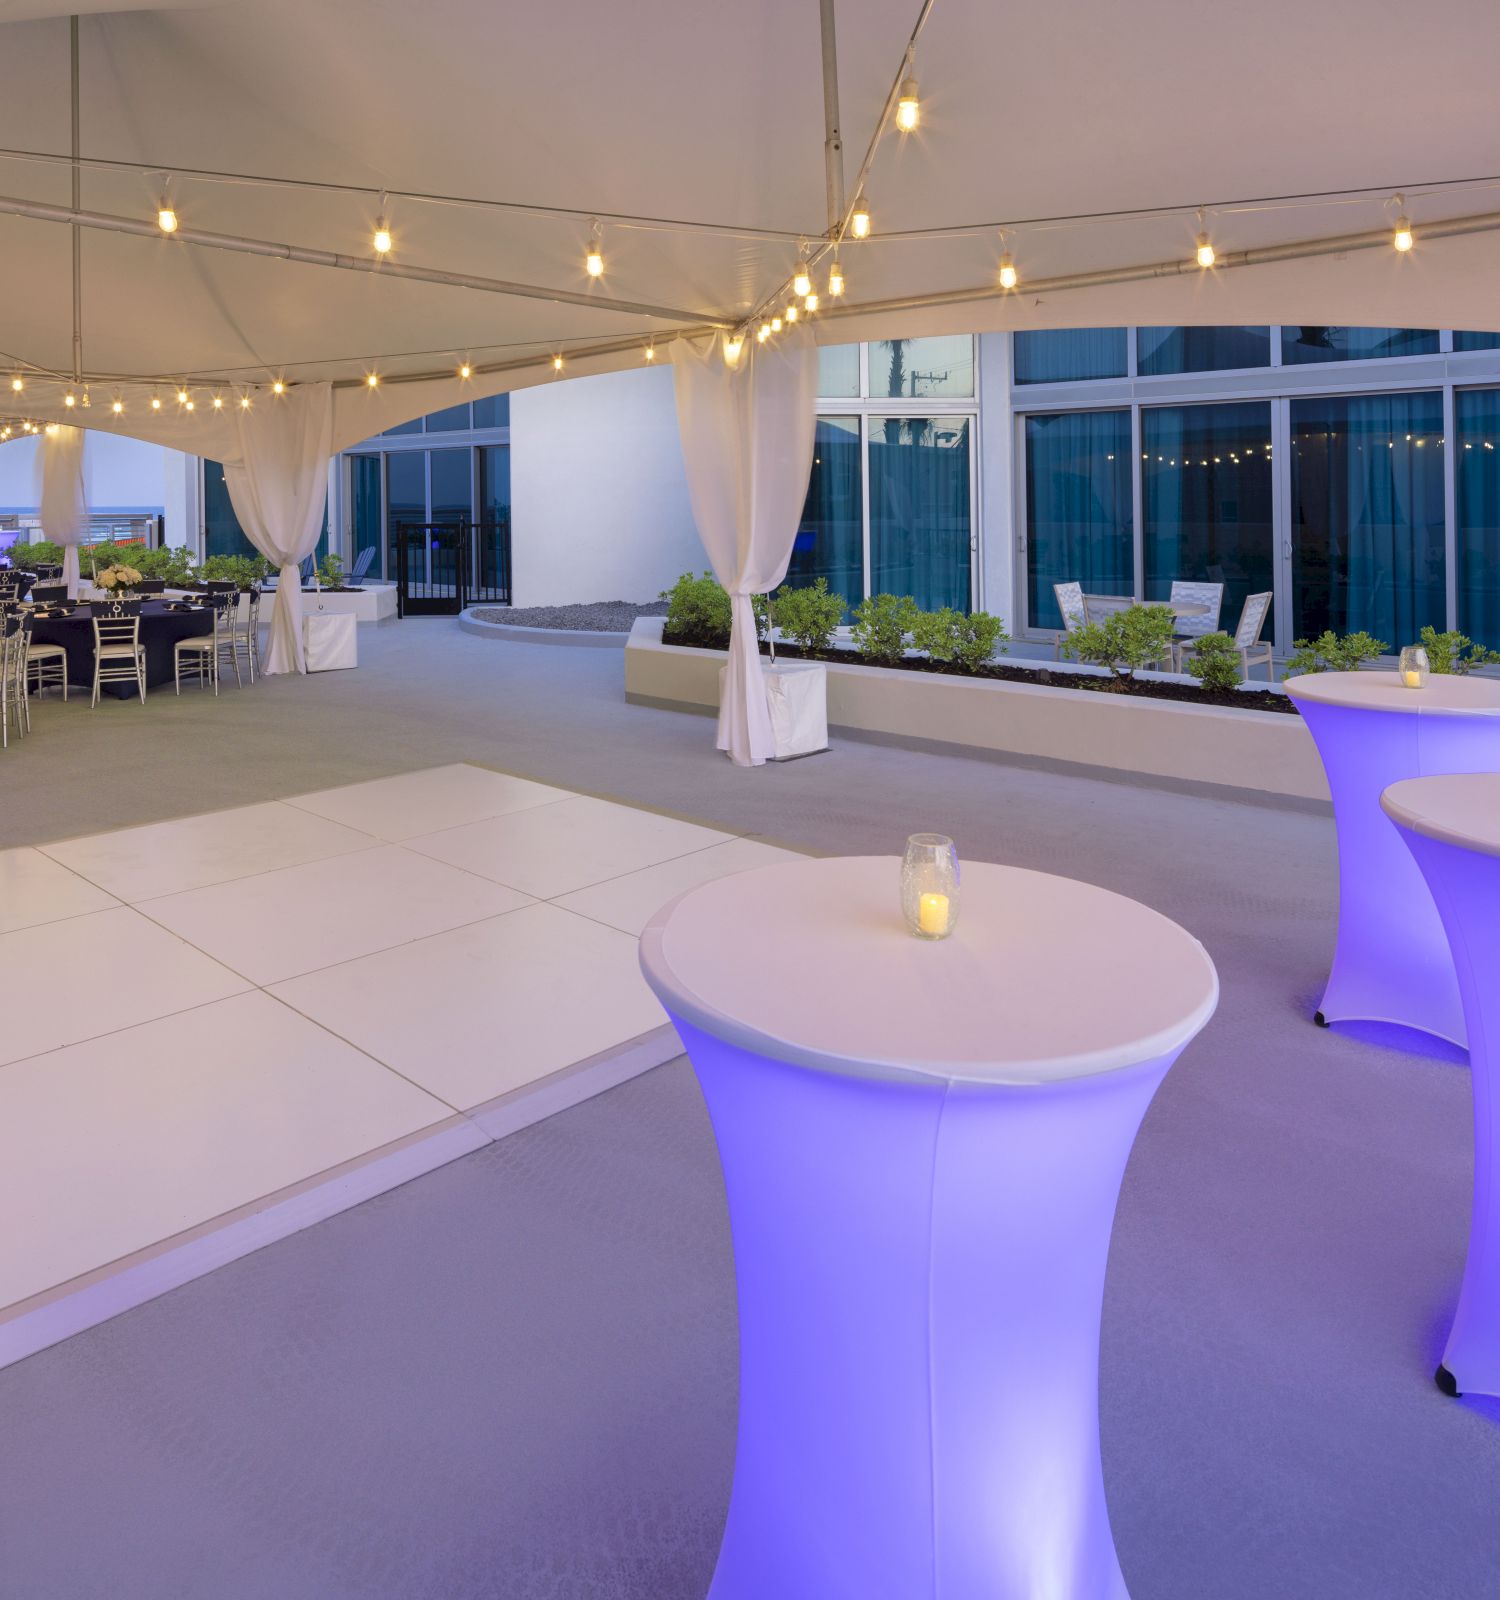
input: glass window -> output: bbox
[472,393,510,429]
[868,336,974,400]
[423,402,472,433]
[351,455,382,576]
[1136,326,1270,375]
[1454,332,1500,353]
[1024,410,1133,630]
[383,417,424,437]
[1280,326,1438,365]
[1014,328,1127,385]
[1454,389,1500,648]
[1142,402,1274,633]
[479,445,510,526]
[817,344,861,398]
[1290,391,1445,645]
[203,460,260,560]
[385,450,426,550]
[430,448,472,526]
[869,415,971,610]
[787,415,863,616]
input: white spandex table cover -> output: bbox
[1383,774,1500,1399]
[640,856,1218,1600]
[1284,670,1500,1045]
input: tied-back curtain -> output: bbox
[38,423,88,598]
[223,382,334,674]
[673,333,817,766]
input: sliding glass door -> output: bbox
[790,415,863,616]
[1023,409,1132,630]
[869,415,972,611]
[1289,392,1445,644]
[1142,402,1275,632]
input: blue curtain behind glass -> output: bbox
[869,417,971,610]
[1014,329,1127,384]
[787,416,863,616]
[1136,326,1270,375]
[1290,392,1445,644]
[1280,327,1438,364]
[1024,410,1132,629]
[1456,388,1500,648]
[1142,403,1274,631]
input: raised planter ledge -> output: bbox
[458,608,630,648]
[624,618,1330,810]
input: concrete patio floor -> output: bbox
[0,619,1496,1599]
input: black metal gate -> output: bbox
[394,520,511,617]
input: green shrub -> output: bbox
[1061,603,1176,681]
[1184,631,1243,694]
[1285,630,1387,676]
[130,545,197,585]
[6,538,63,568]
[851,593,919,666]
[1417,625,1500,675]
[316,551,346,588]
[910,606,964,663]
[661,570,732,647]
[770,579,844,652]
[200,553,270,591]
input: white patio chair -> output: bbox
[1052,581,1086,658]
[1178,591,1275,680]
[1167,580,1224,655]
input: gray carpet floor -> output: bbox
[1,621,1496,1598]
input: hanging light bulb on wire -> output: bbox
[1194,208,1215,268]
[827,259,845,297]
[157,188,178,233]
[896,70,920,132]
[373,194,392,255]
[850,194,872,240]
[1390,195,1414,252]
[997,231,1018,290]
[585,221,605,278]
[793,247,812,300]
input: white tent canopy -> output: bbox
[1,0,1499,451]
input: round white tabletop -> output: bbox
[641,855,1218,1086]
[1285,669,1500,717]
[1382,773,1500,859]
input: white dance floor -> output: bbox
[0,763,799,1356]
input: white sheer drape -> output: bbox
[38,424,88,598]
[222,382,334,675]
[672,333,817,766]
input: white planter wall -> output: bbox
[624,619,1328,805]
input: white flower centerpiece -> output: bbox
[95,562,143,596]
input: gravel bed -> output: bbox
[469,600,668,633]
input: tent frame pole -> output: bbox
[818,0,845,239]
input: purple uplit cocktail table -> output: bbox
[640,856,1218,1600]
[1383,774,1500,1399]
[1285,671,1500,1046]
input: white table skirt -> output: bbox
[303,610,358,672]
[718,660,828,760]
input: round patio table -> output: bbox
[1382,774,1500,1398]
[640,856,1218,1600]
[29,599,214,697]
[1284,671,1500,1045]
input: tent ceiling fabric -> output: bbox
[2,0,1500,448]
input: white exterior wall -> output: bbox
[509,365,704,607]
[976,332,1016,630]
[0,430,193,545]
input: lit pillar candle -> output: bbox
[918,892,950,936]
[1403,670,1423,689]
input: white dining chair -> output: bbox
[1052,581,1087,658]
[1177,591,1275,680]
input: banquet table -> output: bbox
[1383,774,1500,1399]
[640,855,1218,1600]
[1285,670,1500,1045]
[29,599,214,697]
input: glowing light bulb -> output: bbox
[1195,232,1216,268]
[366,372,379,387]
[644,343,656,361]
[771,316,782,333]
[793,264,812,298]
[157,202,178,234]
[723,334,744,366]
[373,219,392,255]
[112,399,123,414]
[151,395,162,410]
[459,362,472,380]
[786,303,799,323]
[240,394,251,409]
[64,392,76,408]
[10,376,22,392]
[585,223,604,278]
[998,254,1018,290]
[828,260,845,297]
[850,196,871,239]
[45,422,58,436]
[176,388,189,404]
[757,323,770,343]
[185,399,195,411]
[896,76,919,132]
[553,354,564,372]
[804,292,819,312]
[272,379,286,394]
[212,394,224,409]
[1394,217,1414,252]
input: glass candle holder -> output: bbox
[901,834,960,940]
[1398,645,1429,690]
